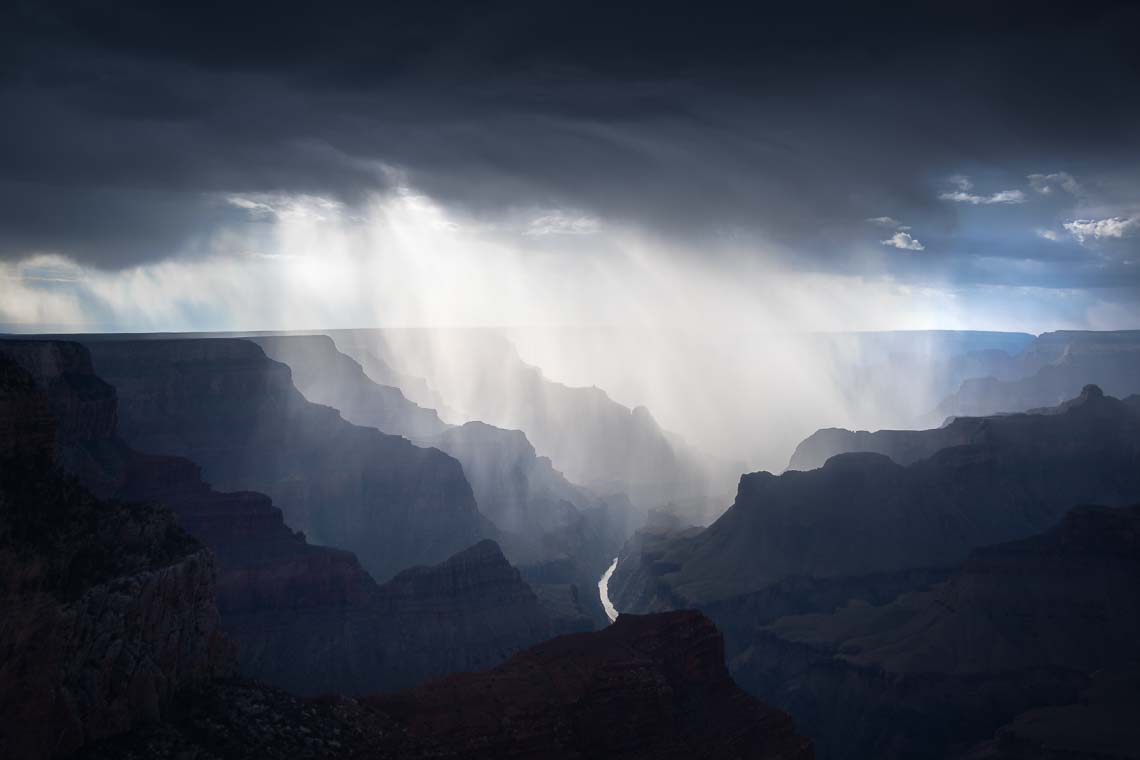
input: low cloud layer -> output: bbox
[1,0,1138,326]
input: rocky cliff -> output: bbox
[931,330,1140,423]
[730,504,1140,760]
[617,386,1140,609]
[0,339,395,695]
[251,334,448,441]
[83,338,483,582]
[788,384,1114,471]
[787,417,991,471]
[329,328,711,510]
[222,537,591,695]
[366,539,586,689]
[78,611,815,760]
[0,355,228,760]
[432,420,631,622]
[251,334,632,624]
[1,340,582,698]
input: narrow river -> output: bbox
[597,557,619,622]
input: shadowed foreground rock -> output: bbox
[616,386,1140,610]
[0,340,586,698]
[82,337,484,582]
[0,355,230,760]
[732,504,1140,760]
[79,611,813,760]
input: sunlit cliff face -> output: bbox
[0,186,1135,475]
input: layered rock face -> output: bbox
[617,387,1140,609]
[731,504,1140,760]
[83,338,483,582]
[788,384,1118,471]
[1,340,580,697]
[431,420,631,620]
[0,356,228,760]
[253,334,630,624]
[1,340,394,695]
[330,328,711,510]
[365,539,585,689]
[788,417,990,472]
[251,334,448,442]
[932,329,1140,423]
[223,537,590,695]
[78,611,815,760]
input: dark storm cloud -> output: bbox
[2,0,1139,284]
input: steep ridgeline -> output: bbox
[329,328,713,513]
[0,339,399,697]
[932,329,1140,423]
[222,537,590,695]
[327,335,457,420]
[0,352,228,760]
[615,386,1140,611]
[0,339,584,697]
[432,421,632,623]
[251,335,448,442]
[253,334,633,623]
[788,384,1129,471]
[82,338,484,582]
[79,612,814,760]
[731,504,1140,760]
[788,419,985,472]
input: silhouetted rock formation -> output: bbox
[932,329,1140,423]
[788,421,983,471]
[82,338,483,582]
[618,386,1140,609]
[432,420,632,620]
[0,340,580,698]
[788,384,1118,471]
[218,536,586,694]
[433,421,618,556]
[731,504,1140,760]
[251,334,632,624]
[330,328,711,510]
[78,611,814,760]
[608,508,704,613]
[252,334,448,441]
[367,539,585,688]
[0,354,229,760]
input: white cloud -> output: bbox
[948,175,973,191]
[1063,216,1140,242]
[866,216,910,230]
[880,231,925,251]
[1036,228,1061,241]
[1028,172,1081,195]
[223,193,344,221]
[939,188,1027,205]
[525,211,602,236]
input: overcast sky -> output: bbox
[2,0,1139,331]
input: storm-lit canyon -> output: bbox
[2,2,1139,759]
